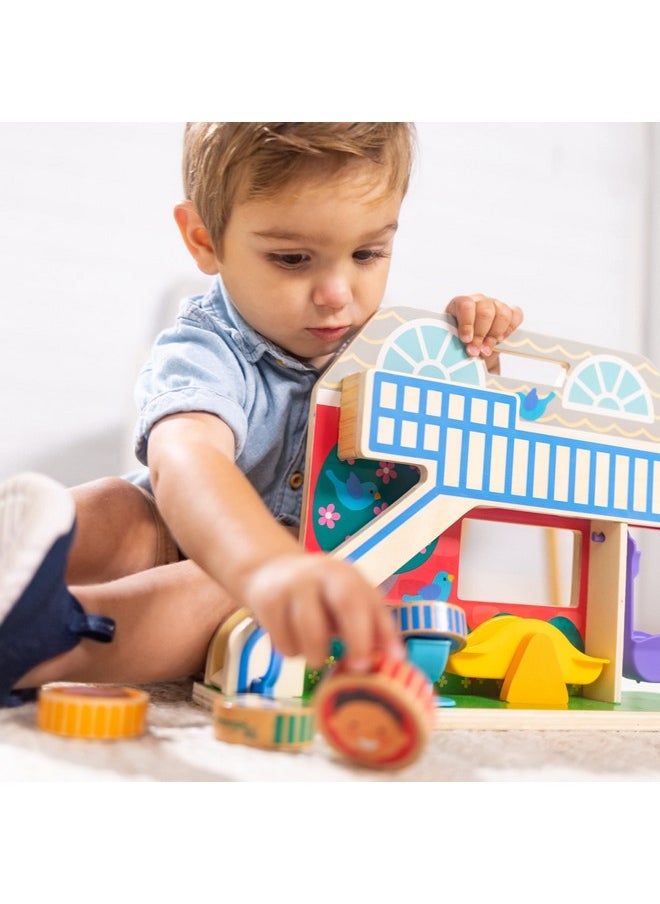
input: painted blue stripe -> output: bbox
[608,452,616,510]
[648,460,654,515]
[346,485,443,562]
[588,450,596,507]
[547,442,557,504]
[628,456,637,511]
[568,445,576,505]
[458,423,470,489]
[504,431,514,496]
[403,480,658,521]
[482,427,493,494]
[526,440,536,499]
[237,625,265,693]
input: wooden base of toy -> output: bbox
[314,655,435,769]
[37,684,149,739]
[192,680,225,711]
[433,690,660,730]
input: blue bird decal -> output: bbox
[516,388,556,420]
[402,571,455,602]
[326,470,381,511]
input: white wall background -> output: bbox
[0,123,197,484]
[1,122,658,627]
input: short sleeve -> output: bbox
[133,302,250,464]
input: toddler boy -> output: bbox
[0,123,523,705]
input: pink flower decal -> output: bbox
[376,461,397,484]
[373,501,389,515]
[318,503,341,528]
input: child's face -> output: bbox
[215,162,403,366]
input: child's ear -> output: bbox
[173,201,219,274]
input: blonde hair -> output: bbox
[182,122,416,252]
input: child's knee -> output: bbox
[69,476,180,577]
[71,476,140,517]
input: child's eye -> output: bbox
[353,249,390,264]
[267,253,309,268]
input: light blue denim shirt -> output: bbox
[131,277,321,528]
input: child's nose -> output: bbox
[312,274,352,309]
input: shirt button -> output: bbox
[289,471,304,490]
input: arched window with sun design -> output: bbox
[562,355,654,423]
[376,319,486,387]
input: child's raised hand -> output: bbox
[445,293,523,367]
[241,553,405,672]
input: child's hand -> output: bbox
[241,553,405,672]
[445,293,523,370]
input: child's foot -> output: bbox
[0,472,115,706]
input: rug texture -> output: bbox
[2,677,660,781]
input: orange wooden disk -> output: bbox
[313,655,434,769]
[37,684,149,739]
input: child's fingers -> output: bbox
[324,573,379,671]
[445,295,477,343]
[483,303,524,342]
[251,586,300,659]
[375,608,407,662]
[446,295,523,358]
[322,565,403,672]
[478,304,522,354]
[506,304,524,335]
[246,555,405,674]
[291,587,334,669]
[471,296,503,353]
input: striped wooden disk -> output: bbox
[314,655,434,769]
[213,693,315,750]
[37,684,149,739]
[390,600,467,651]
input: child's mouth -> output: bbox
[306,326,350,343]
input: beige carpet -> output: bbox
[3,677,660,781]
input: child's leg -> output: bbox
[15,559,236,687]
[66,476,180,584]
[0,472,114,703]
[0,473,235,702]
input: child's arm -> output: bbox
[147,411,404,672]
